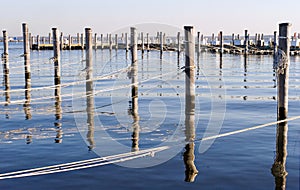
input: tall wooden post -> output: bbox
[29,33,32,50]
[2,30,8,58]
[160,32,163,58]
[94,33,97,50]
[219,31,223,54]
[277,23,291,120]
[130,27,137,65]
[273,31,277,59]
[109,34,112,51]
[115,34,118,50]
[177,32,181,53]
[125,33,129,52]
[77,33,80,44]
[60,32,64,50]
[86,28,92,68]
[48,32,52,44]
[52,28,61,85]
[185,26,195,69]
[36,35,40,51]
[68,35,71,50]
[244,30,248,54]
[196,32,200,55]
[146,33,149,52]
[141,32,144,54]
[100,34,103,49]
[232,33,235,45]
[22,23,30,56]
[80,33,84,50]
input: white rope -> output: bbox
[0,146,169,180]
[198,115,300,141]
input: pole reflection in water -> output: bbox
[130,27,139,152]
[23,55,32,120]
[183,60,198,182]
[2,58,10,106]
[85,28,95,150]
[271,121,288,190]
[130,62,140,152]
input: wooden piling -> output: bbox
[219,31,223,54]
[160,32,163,58]
[146,33,149,52]
[196,32,200,55]
[36,35,40,51]
[184,26,195,70]
[29,33,33,50]
[115,34,118,50]
[77,33,80,44]
[85,28,93,68]
[109,34,112,51]
[130,27,137,64]
[80,33,84,50]
[124,33,128,52]
[94,33,97,50]
[277,23,291,120]
[48,33,52,44]
[100,34,104,49]
[22,23,30,56]
[232,33,235,45]
[60,32,63,50]
[52,28,61,85]
[244,30,248,54]
[2,30,8,58]
[141,32,144,54]
[68,35,71,50]
[273,31,277,59]
[177,32,181,53]
[3,58,10,104]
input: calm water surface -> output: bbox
[0,43,299,189]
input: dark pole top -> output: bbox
[279,23,292,27]
[184,26,193,30]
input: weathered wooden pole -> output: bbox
[277,23,291,121]
[244,30,248,54]
[115,34,118,50]
[130,27,138,65]
[196,32,200,56]
[29,33,32,50]
[184,26,195,70]
[94,33,97,50]
[48,32,52,44]
[36,35,40,51]
[141,32,144,54]
[100,34,103,49]
[219,31,223,54]
[77,33,80,44]
[68,35,71,50]
[80,33,84,50]
[86,28,93,68]
[109,34,112,51]
[2,30,9,58]
[60,32,64,50]
[232,33,235,45]
[160,32,163,58]
[52,28,61,85]
[273,31,277,59]
[125,32,129,52]
[177,32,181,53]
[22,23,30,56]
[146,33,150,52]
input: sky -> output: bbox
[0,0,299,37]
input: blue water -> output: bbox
[0,43,299,189]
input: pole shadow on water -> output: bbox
[2,58,10,107]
